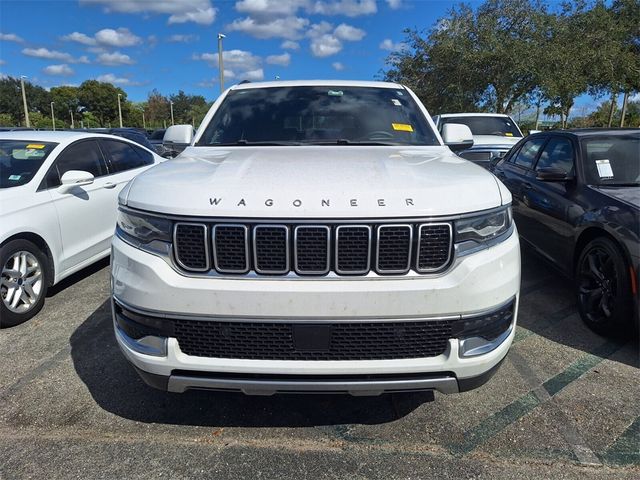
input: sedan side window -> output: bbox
[47,140,108,188]
[536,137,575,174]
[512,138,546,169]
[102,139,153,174]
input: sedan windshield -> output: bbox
[582,134,640,186]
[197,86,440,146]
[440,116,522,137]
[0,141,57,188]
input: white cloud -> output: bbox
[0,32,24,43]
[307,22,365,58]
[97,51,136,66]
[96,73,144,86]
[81,0,216,25]
[43,64,75,76]
[379,38,405,51]
[62,32,96,46]
[23,48,74,62]
[242,68,264,81]
[95,28,142,47]
[63,28,142,48]
[167,34,199,43]
[386,0,402,8]
[334,23,366,41]
[332,62,345,71]
[0,59,6,65]
[235,0,308,19]
[310,0,377,17]
[227,16,309,39]
[281,40,300,50]
[266,52,291,66]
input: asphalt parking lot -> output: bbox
[0,246,638,479]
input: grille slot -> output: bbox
[417,223,452,272]
[294,226,330,274]
[213,225,249,273]
[335,226,371,274]
[174,319,453,360]
[174,223,208,271]
[253,225,289,274]
[376,225,412,274]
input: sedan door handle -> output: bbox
[523,182,532,190]
[103,182,117,189]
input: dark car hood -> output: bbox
[591,186,640,209]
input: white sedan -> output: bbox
[0,131,164,326]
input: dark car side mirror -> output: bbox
[536,167,574,182]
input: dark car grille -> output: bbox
[174,319,453,360]
[173,221,452,276]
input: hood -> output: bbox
[591,185,640,209]
[471,135,521,148]
[125,146,504,218]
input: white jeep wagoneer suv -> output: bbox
[111,80,520,396]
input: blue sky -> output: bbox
[0,0,600,112]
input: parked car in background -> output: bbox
[0,131,164,326]
[86,128,171,158]
[492,128,639,333]
[433,113,523,167]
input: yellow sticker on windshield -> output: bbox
[505,133,513,137]
[392,123,413,132]
[26,144,45,149]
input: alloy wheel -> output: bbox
[1,250,43,313]
[577,246,617,324]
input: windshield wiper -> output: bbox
[213,140,301,146]
[302,139,402,146]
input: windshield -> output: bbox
[0,141,57,189]
[197,86,439,146]
[582,133,640,186]
[440,116,522,137]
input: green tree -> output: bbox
[145,89,170,128]
[51,85,81,127]
[0,77,51,126]
[77,80,128,127]
[169,90,208,124]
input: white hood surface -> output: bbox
[471,135,521,148]
[124,146,504,218]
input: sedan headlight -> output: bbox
[454,206,512,255]
[116,208,172,253]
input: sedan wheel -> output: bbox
[1,251,43,313]
[576,237,631,334]
[0,240,49,327]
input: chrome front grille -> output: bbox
[173,221,452,277]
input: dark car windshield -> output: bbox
[197,86,439,146]
[0,141,57,188]
[582,133,640,186]
[440,116,522,137]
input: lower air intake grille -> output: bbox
[174,223,208,271]
[174,319,454,360]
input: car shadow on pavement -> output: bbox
[517,245,638,368]
[47,257,110,297]
[70,300,432,427]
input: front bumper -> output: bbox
[111,229,520,395]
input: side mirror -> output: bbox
[59,170,94,193]
[163,124,193,147]
[442,123,474,152]
[536,167,574,182]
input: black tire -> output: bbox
[575,237,632,335]
[0,239,49,328]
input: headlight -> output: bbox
[454,206,512,254]
[116,208,172,251]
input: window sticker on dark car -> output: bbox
[595,159,614,179]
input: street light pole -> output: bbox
[142,110,146,130]
[69,109,75,129]
[20,75,30,128]
[117,93,123,128]
[50,102,55,131]
[217,33,226,93]
[170,101,174,126]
